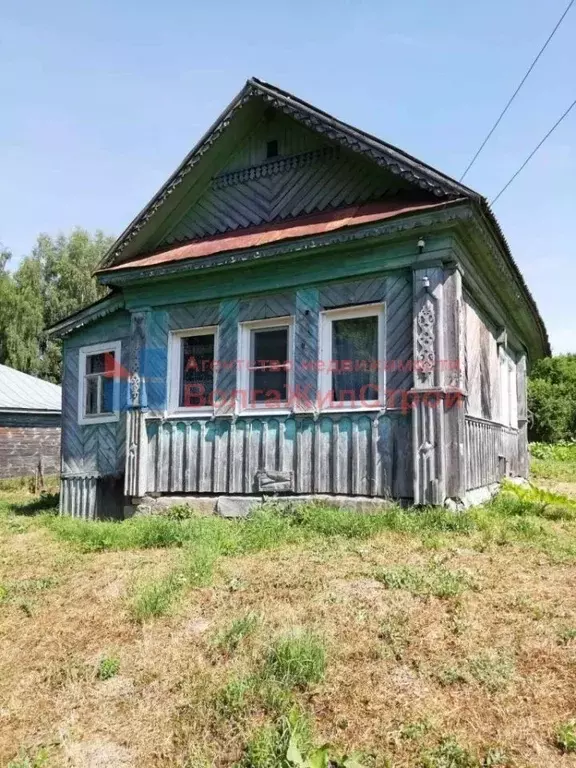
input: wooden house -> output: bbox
[0,364,61,479]
[49,78,549,519]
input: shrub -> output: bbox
[263,630,326,689]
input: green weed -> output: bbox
[438,652,515,693]
[558,627,576,645]
[378,610,411,660]
[263,630,326,689]
[421,737,478,768]
[6,748,49,768]
[375,564,475,599]
[128,573,182,622]
[216,612,260,653]
[96,655,120,680]
[555,720,576,753]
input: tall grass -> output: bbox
[263,630,326,689]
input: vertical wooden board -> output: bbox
[378,416,393,498]
[264,420,279,471]
[214,420,230,492]
[392,414,413,499]
[187,421,201,491]
[336,417,352,495]
[170,422,185,492]
[296,418,314,493]
[201,421,216,492]
[247,420,262,493]
[317,417,333,493]
[157,422,171,492]
[370,416,381,496]
[352,416,369,495]
[282,418,296,478]
[146,422,158,492]
[231,420,246,493]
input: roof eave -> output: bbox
[46,292,125,339]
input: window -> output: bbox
[319,304,385,409]
[238,317,293,410]
[78,341,121,424]
[169,327,217,412]
[266,139,278,158]
[499,346,518,428]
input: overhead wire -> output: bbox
[459,0,574,182]
[490,96,576,204]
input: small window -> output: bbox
[319,304,385,409]
[238,317,293,410]
[266,139,278,159]
[169,327,217,411]
[78,341,121,424]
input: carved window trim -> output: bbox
[77,340,122,426]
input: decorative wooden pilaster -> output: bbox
[125,311,149,498]
[410,265,466,505]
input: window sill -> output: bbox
[78,413,120,426]
[237,407,293,417]
[161,408,215,419]
[318,402,384,413]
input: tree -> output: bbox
[0,229,113,383]
[528,354,576,442]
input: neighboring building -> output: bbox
[0,364,61,479]
[49,78,549,519]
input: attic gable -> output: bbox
[155,111,426,248]
[100,78,477,269]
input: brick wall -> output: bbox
[0,417,61,479]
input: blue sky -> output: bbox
[1,0,574,353]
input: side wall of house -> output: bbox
[463,293,527,490]
[0,412,61,479]
[60,310,131,518]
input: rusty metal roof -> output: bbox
[101,199,452,273]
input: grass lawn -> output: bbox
[1,467,576,767]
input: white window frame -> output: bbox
[499,345,518,428]
[237,316,294,415]
[78,340,122,425]
[168,326,218,415]
[319,303,386,411]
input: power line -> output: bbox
[460,0,574,182]
[491,96,576,204]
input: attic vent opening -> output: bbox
[266,140,278,159]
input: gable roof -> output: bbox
[0,364,62,414]
[99,77,479,270]
[88,77,549,359]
